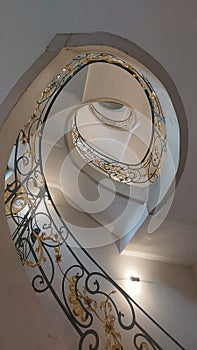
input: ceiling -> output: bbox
[1,0,197,267]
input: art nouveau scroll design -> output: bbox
[89,103,134,130]
[4,52,185,350]
[72,74,166,186]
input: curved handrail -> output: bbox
[4,52,185,350]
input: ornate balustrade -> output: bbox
[4,53,185,350]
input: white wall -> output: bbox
[89,244,197,349]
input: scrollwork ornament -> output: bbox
[85,273,136,331]
[4,51,185,350]
[79,329,99,350]
[134,333,157,350]
[72,103,166,185]
[62,266,94,328]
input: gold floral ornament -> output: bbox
[25,229,61,268]
[67,276,123,349]
[54,246,62,263]
[4,182,30,216]
[20,105,41,147]
[38,74,61,103]
[140,341,149,350]
[20,130,42,173]
[20,108,39,145]
[68,275,98,322]
[100,291,123,350]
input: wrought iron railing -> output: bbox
[4,53,185,349]
[72,107,165,185]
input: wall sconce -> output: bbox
[130,276,140,282]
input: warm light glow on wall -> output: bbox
[123,271,142,295]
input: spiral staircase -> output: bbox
[1,34,195,350]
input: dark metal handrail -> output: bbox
[4,52,186,350]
